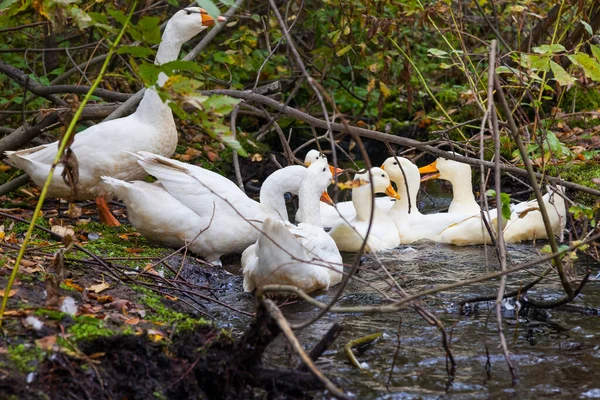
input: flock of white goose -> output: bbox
[3,8,567,295]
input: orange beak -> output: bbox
[320,191,334,205]
[418,160,440,182]
[199,9,226,26]
[329,165,343,176]
[385,184,401,199]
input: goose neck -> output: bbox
[353,185,379,222]
[296,179,323,227]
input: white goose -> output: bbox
[419,156,567,245]
[503,186,566,243]
[242,159,343,293]
[381,156,471,244]
[5,8,223,226]
[124,152,329,263]
[329,168,401,252]
[419,156,481,215]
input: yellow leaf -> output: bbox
[368,63,378,73]
[367,79,376,93]
[337,179,369,190]
[379,81,391,97]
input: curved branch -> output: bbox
[201,89,600,197]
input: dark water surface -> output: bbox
[182,181,600,399]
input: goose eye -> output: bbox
[393,162,397,165]
[322,167,326,172]
[186,10,192,15]
[381,174,385,178]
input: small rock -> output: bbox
[88,232,100,241]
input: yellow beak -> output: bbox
[385,184,401,199]
[418,160,440,182]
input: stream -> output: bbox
[179,183,600,399]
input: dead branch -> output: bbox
[202,89,600,197]
[262,299,349,400]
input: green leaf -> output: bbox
[117,46,155,58]
[336,44,353,57]
[529,54,550,71]
[251,14,260,22]
[581,20,593,36]
[138,63,162,86]
[427,48,449,58]
[0,0,19,10]
[533,44,565,54]
[107,7,128,26]
[221,134,247,157]
[161,60,203,74]
[220,0,235,5]
[549,61,576,86]
[196,0,221,21]
[591,44,600,63]
[136,15,161,44]
[204,95,241,115]
[568,53,600,81]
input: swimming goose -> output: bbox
[381,156,470,243]
[5,8,223,226]
[503,186,566,243]
[329,168,401,252]
[242,159,343,293]
[419,156,481,215]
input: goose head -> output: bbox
[165,7,226,43]
[354,168,400,199]
[304,149,343,176]
[418,156,471,183]
[381,156,420,191]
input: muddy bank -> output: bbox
[1,303,330,400]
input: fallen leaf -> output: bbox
[88,352,106,359]
[251,153,263,162]
[36,335,57,351]
[126,248,143,254]
[88,282,110,294]
[206,151,219,162]
[51,225,75,238]
[125,317,140,325]
[164,295,178,302]
[104,299,130,310]
[0,289,17,297]
[63,279,84,292]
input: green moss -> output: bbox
[67,315,114,341]
[548,162,600,205]
[10,219,52,241]
[34,309,65,320]
[563,87,600,114]
[7,344,44,373]
[133,286,207,331]
[79,222,167,260]
[35,309,115,341]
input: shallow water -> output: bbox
[180,240,600,399]
[180,181,600,398]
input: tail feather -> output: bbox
[258,217,307,263]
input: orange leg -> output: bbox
[95,197,121,227]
